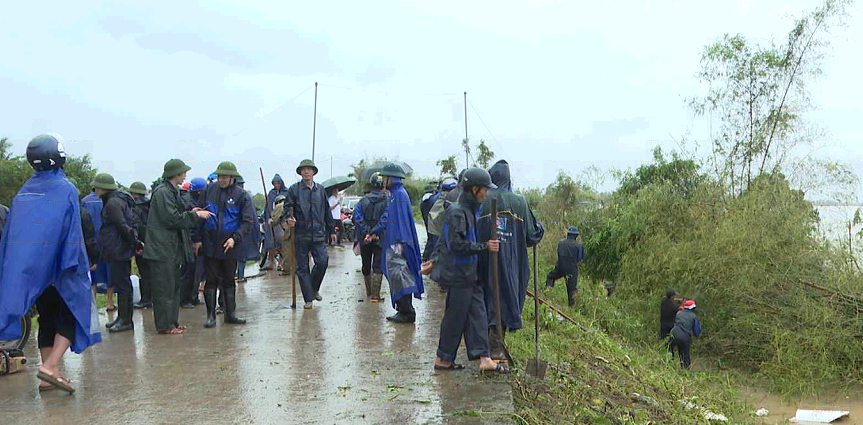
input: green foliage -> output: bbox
[476,139,494,169]
[252,193,266,215]
[436,155,458,177]
[690,0,853,194]
[0,137,98,204]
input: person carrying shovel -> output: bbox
[422,168,509,374]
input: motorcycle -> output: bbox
[0,306,35,351]
[340,208,355,243]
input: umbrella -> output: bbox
[321,175,357,192]
[358,160,413,184]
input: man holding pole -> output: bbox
[285,159,336,309]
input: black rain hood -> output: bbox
[489,160,512,192]
[272,174,285,187]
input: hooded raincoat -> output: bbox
[380,178,424,307]
[82,191,110,284]
[0,169,101,353]
[265,174,289,249]
[477,160,544,331]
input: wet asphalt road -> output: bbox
[0,238,512,424]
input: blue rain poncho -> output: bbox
[380,178,424,307]
[0,169,101,353]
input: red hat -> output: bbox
[181,181,191,191]
[683,300,696,309]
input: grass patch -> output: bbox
[508,281,756,424]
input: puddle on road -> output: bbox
[744,387,863,424]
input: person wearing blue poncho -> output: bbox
[82,187,114,311]
[0,134,102,393]
[378,163,424,324]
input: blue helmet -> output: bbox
[440,177,458,191]
[207,173,218,182]
[190,177,207,191]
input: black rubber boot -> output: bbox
[224,287,246,325]
[108,294,134,333]
[567,290,577,308]
[204,289,217,328]
[546,277,554,288]
[386,296,416,323]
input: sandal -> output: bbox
[37,371,75,394]
[38,383,56,392]
[175,325,187,331]
[434,362,466,370]
[481,363,511,375]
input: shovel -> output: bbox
[526,245,548,379]
[490,199,514,364]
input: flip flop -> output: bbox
[434,362,465,370]
[481,363,511,375]
[37,371,75,394]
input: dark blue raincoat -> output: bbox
[478,160,544,331]
[82,191,110,284]
[380,178,424,307]
[0,169,101,353]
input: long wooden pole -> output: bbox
[491,199,504,343]
[533,245,541,362]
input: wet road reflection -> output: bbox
[0,234,512,424]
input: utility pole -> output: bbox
[312,82,318,162]
[464,91,469,168]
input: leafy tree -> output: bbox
[476,139,495,169]
[252,193,266,215]
[0,137,98,203]
[436,155,458,177]
[690,0,852,194]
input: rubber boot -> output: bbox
[387,296,416,324]
[204,289,217,328]
[108,294,134,333]
[370,273,384,303]
[567,289,577,308]
[489,327,507,362]
[546,277,555,288]
[224,287,246,325]
[363,275,372,298]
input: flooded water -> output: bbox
[0,231,512,424]
[745,388,863,424]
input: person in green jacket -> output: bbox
[143,159,213,335]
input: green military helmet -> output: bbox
[91,173,119,190]
[128,181,148,195]
[235,175,245,185]
[214,161,240,177]
[379,162,406,179]
[274,194,287,205]
[567,226,580,236]
[296,159,318,176]
[163,158,192,179]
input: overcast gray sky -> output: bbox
[0,0,860,194]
